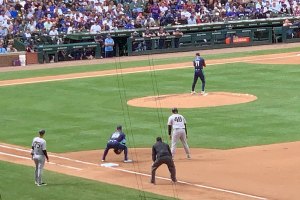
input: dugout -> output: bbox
[37,42,101,64]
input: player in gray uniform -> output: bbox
[31,129,49,186]
[168,108,191,159]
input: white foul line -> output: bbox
[0,152,82,171]
[0,144,267,200]
[0,146,82,171]
[102,166,267,200]
[0,53,299,87]
[47,161,82,171]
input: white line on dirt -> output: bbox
[0,151,31,160]
[47,162,82,171]
[0,144,99,166]
[0,53,298,87]
[103,166,267,200]
[0,144,267,200]
[0,148,82,171]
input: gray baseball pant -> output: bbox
[171,128,190,157]
[33,155,45,184]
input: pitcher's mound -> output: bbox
[127,92,257,108]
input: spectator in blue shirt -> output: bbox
[0,43,7,54]
[36,19,45,30]
[124,20,135,29]
[35,6,45,20]
[0,27,6,39]
[9,7,18,19]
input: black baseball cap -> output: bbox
[39,129,45,134]
[116,125,122,130]
[172,107,178,113]
[196,53,200,56]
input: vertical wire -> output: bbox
[114,57,146,199]
[148,52,179,200]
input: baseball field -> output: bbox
[0,43,300,200]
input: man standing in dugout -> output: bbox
[151,137,177,184]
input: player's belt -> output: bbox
[174,128,185,130]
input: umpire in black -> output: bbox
[151,137,177,184]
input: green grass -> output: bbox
[0,161,175,200]
[0,62,299,152]
[1,47,299,200]
[0,46,299,81]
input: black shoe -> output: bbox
[150,180,156,185]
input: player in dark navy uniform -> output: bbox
[102,125,132,163]
[191,53,207,95]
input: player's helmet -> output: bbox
[196,53,200,56]
[171,107,178,113]
[116,125,122,130]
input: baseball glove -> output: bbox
[114,149,123,155]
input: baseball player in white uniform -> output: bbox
[31,129,49,186]
[167,108,191,159]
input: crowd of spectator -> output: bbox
[0,0,299,54]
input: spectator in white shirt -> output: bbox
[49,26,58,39]
[181,8,191,18]
[95,2,103,12]
[90,22,101,34]
[66,23,73,34]
[0,14,4,26]
[271,0,281,12]
[24,29,32,40]
[26,20,36,32]
[44,19,53,31]
[188,14,197,24]
[159,3,168,13]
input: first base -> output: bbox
[100,163,119,167]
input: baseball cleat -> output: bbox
[187,154,191,159]
[191,91,196,94]
[201,91,207,96]
[124,159,133,163]
[37,183,47,186]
